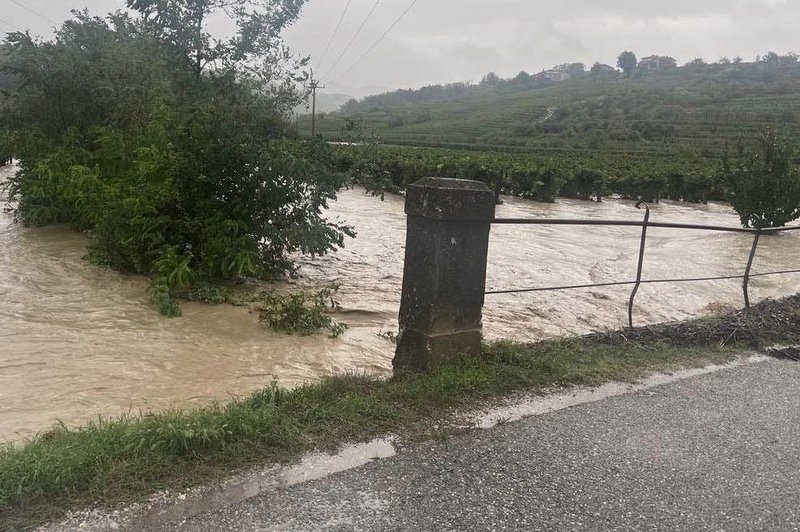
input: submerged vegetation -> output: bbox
[0,0,353,316]
[173,284,348,337]
[4,293,800,530]
[330,142,715,204]
[259,287,347,338]
[326,130,800,228]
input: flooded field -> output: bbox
[2,164,798,442]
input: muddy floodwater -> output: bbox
[2,164,799,442]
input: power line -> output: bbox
[0,15,23,32]
[333,0,420,81]
[2,0,59,25]
[321,0,381,79]
[316,0,353,71]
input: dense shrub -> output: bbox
[725,129,800,228]
[2,3,353,315]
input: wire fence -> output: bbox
[485,201,800,328]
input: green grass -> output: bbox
[0,337,749,530]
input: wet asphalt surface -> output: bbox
[163,359,800,531]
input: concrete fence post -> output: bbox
[393,177,496,373]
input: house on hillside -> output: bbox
[639,55,678,71]
[533,70,571,82]
[590,63,617,74]
[532,62,586,82]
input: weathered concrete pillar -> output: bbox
[393,177,496,373]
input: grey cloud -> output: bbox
[2,0,797,95]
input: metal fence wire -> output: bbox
[486,202,800,328]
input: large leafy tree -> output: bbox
[2,2,353,316]
[726,129,800,228]
[128,0,303,89]
[617,51,637,75]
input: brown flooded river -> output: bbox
[2,164,799,442]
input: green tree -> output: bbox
[481,72,501,85]
[686,57,707,68]
[725,130,800,228]
[3,3,353,316]
[617,51,637,75]
[565,62,586,78]
[760,51,780,64]
[0,45,15,91]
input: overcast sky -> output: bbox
[2,0,798,97]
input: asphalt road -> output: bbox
[165,358,800,532]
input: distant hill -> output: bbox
[295,92,354,115]
[302,58,800,162]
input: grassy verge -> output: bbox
[2,295,800,530]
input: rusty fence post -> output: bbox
[393,178,496,373]
[743,229,761,309]
[627,201,650,329]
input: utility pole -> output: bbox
[308,73,324,137]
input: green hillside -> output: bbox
[299,59,800,207]
[303,60,800,161]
